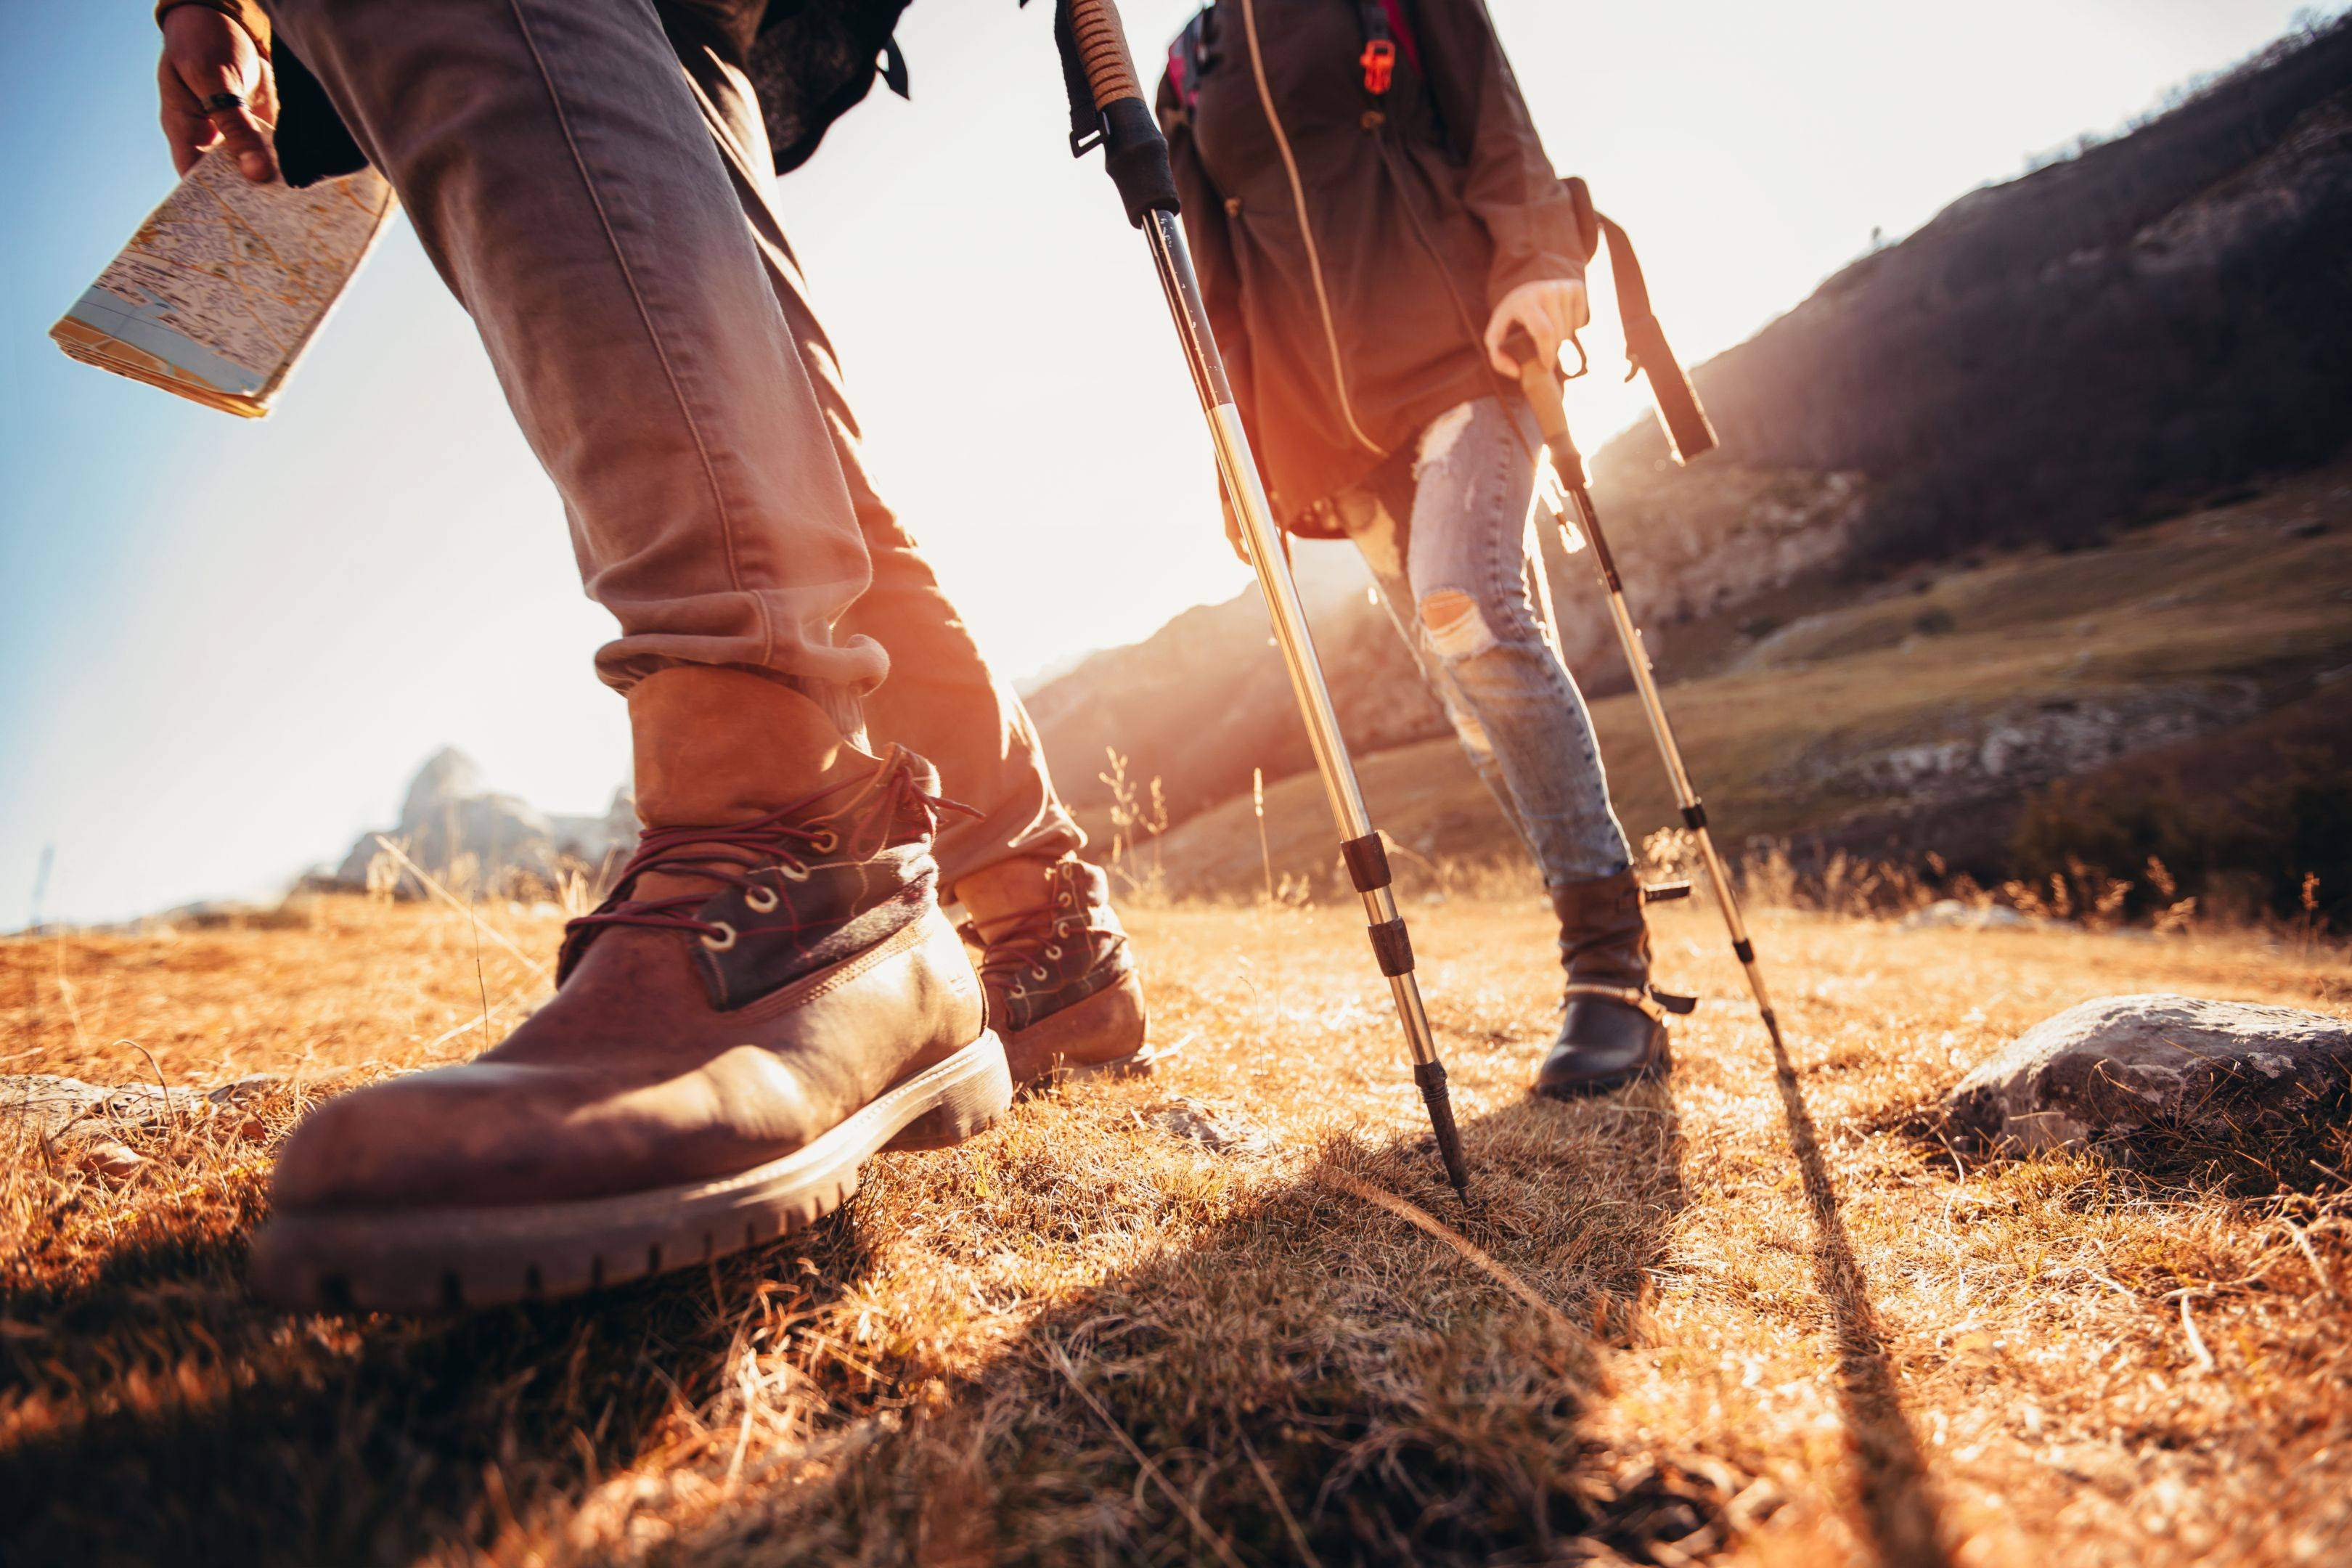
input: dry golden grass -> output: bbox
[4,893,2349,1565]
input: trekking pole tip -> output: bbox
[1413,1060,1472,1195]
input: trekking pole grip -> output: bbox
[1504,327,1587,489]
[1066,0,1145,107]
[1055,0,1180,225]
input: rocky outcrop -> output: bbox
[1781,686,2264,807]
[330,748,634,894]
[1943,993,2352,1155]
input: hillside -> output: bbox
[1026,20,2352,904]
[6,894,2348,1563]
[1139,465,2352,912]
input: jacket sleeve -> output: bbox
[158,0,270,53]
[1409,0,1584,305]
[1158,70,1259,452]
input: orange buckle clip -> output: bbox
[1360,38,1395,95]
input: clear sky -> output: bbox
[0,0,2327,927]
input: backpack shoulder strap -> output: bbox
[1166,6,1213,113]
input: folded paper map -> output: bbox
[50,150,394,419]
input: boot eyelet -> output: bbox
[701,922,738,952]
[1045,944,1062,959]
[743,886,779,913]
[808,828,839,853]
[1029,965,1048,981]
[778,862,812,883]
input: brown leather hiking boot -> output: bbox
[250,668,1010,1312]
[957,857,1151,1088]
[1533,869,1676,1098]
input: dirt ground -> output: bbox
[4,893,2348,1565]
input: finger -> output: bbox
[162,105,221,175]
[207,102,280,182]
[1485,310,1519,376]
[1529,295,1559,359]
[1515,301,1556,375]
[159,58,217,174]
[177,59,279,182]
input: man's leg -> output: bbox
[271,0,883,712]
[660,8,1078,883]
[665,9,1150,1088]
[250,0,1011,1311]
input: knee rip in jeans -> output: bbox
[1419,589,1499,661]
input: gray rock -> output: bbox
[1944,993,2352,1154]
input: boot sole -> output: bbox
[1004,971,1156,1090]
[249,1029,1012,1314]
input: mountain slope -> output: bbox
[1140,465,2352,905]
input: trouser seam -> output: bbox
[504,0,772,669]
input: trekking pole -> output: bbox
[1505,327,1789,1055]
[1050,0,1469,1194]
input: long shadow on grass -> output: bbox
[0,1210,883,1567]
[9,1087,1738,1565]
[1766,1029,1956,1568]
[630,1089,1745,1567]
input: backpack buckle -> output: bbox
[1360,38,1395,95]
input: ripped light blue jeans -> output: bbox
[1335,397,1632,884]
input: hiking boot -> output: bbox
[1533,869,1673,1098]
[957,856,1151,1088]
[250,667,1010,1312]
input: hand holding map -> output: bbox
[50,148,393,419]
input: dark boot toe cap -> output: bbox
[1532,999,1667,1098]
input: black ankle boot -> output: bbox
[1534,870,1671,1098]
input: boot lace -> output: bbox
[565,756,976,956]
[971,875,1124,989]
